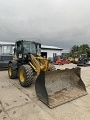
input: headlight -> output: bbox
[23,54,27,58]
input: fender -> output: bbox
[8,60,18,70]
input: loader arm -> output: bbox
[29,54,50,75]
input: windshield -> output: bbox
[80,54,87,58]
[23,42,36,54]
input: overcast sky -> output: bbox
[0,0,90,50]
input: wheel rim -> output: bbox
[20,70,25,82]
[8,67,12,76]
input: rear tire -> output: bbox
[19,65,34,87]
[8,63,18,79]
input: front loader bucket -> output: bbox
[35,67,87,108]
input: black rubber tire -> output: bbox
[8,63,18,79]
[19,65,34,87]
[49,64,56,71]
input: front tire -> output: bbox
[19,65,34,87]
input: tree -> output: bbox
[78,44,89,54]
[69,45,79,57]
[68,44,90,57]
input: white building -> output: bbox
[0,41,63,58]
[41,45,63,58]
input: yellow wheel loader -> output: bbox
[68,57,79,64]
[8,40,87,108]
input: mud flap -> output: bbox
[35,67,87,108]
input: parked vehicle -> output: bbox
[0,54,13,69]
[55,58,70,65]
[68,57,79,64]
[77,54,89,66]
[63,58,70,64]
[55,58,64,65]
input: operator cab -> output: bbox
[79,54,88,61]
[14,40,41,61]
